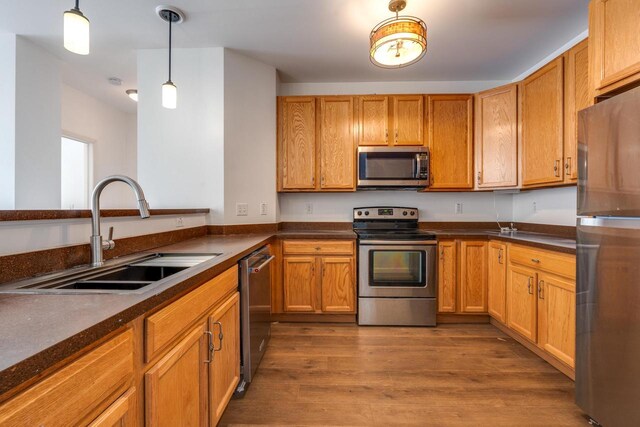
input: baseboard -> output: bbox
[271,313,356,323]
[490,318,575,380]
[436,314,491,324]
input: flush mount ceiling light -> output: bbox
[63,0,90,55]
[126,89,138,102]
[156,5,184,109]
[370,0,427,69]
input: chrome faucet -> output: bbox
[90,175,150,267]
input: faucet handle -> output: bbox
[108,226,114,241]
[102,226,116,251]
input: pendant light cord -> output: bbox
[74,0,80,11]
[168,12,173,82]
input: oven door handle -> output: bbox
[358,240,437,245]
[249,255,275,273]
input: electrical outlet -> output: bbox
[532,201,537,213]
[305,203,313,215]
[236,203,248,216]
[260,202,268,216]
[175,217,184,228]
[455,203,463,214]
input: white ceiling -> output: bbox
[0,0,588,113]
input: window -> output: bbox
[61,136,90,209]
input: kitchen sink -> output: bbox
[0,253,221,294]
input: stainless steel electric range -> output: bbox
[353,207,437,326]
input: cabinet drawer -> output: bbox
[508,245,576,279]
[282,240,354,255]
[0,329,134,427]
[145,266,238,362]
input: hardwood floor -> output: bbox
[220,323,587,426]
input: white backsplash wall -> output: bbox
[279,192,513,224]
[512,186,577,226]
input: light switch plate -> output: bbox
[455,203,463,214]
[260,202,268,216]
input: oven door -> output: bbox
[358,242,436,298]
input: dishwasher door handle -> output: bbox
[249,255,276,273]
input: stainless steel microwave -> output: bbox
[357,147,429,189]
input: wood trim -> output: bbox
[491,318,574,380]
[270,314,356,323]
[436,314,490,324]
[0,209,210,222]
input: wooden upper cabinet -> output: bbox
[427,95,474,189]
[209,293,241,426]
[521,57,565,187]
[358,96,389,146]
[437,241,457,313]
[392,95,424,146]
[537,272,576,368]
[320,256,356,313]
[319,97,355,190]
[145,324,209,427]
[459,241,488,313]
[487,241,507,323]
[475,84,518,188]
[278,97,316,190]
[283,256,317,312]
[589,0,640,97]
[564,39,589,182]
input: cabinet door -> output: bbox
[88,388,137,427]
[487,241,507,323]
[521,57,564,187]
[475,84,518,188]
[437,241,457,313]
[506,264,538,342]
[537,273,576,368]
[392,95,424,146]
[279,97,316,190]
[427,95,474,189]
[358,96,389,146]
[590,0,640,94]
[145,324,208,427]
[319,97,355,190]
[459,240,488,313]
[320,256,356,313]
[209,292,241,426]
[283,256,317,312]
[564,39,589,182]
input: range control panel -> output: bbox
[353,207,419,220]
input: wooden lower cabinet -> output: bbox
[437,239,488,315]
[89,387,137,427]
[537,272,576,368]
[281,240,356,315]
[209,293,241,426]
[145,324,209,427]
[506,264,538,342]
[487,241,507,323]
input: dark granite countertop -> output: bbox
[432,229,576,254]
[0,226,571,397]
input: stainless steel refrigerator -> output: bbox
[576,85,640,426]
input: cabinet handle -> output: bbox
[554,160,561,177]
[498,249,503,264]
[527,277,534,294]
[311,176,315,185]
[440,247,444,259]
[395,130,398,143]
[212,321,224,352]
[385,129,388,143]
[204,331,214,363]
[477,171,481,185]
[538,280,545,299]
[531,258,540,263]
[565,157,571,175]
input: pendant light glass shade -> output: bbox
[369,1,426,68]
[162,81,177,109]
[63,3,90,55]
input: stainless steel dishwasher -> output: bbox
[235,246,274,397]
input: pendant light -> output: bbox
[157,6,184,109]
[370,0,427,68]
[63,0,90,55]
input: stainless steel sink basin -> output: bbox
[0,253,221,294]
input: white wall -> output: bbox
[0,214,207,256]
[61,84,137,208]
[223,50,277,224]
[279,192,513,223]
[14,36,61,209]
[137,48,225,223]
[278,80,509,96]
[512,187,577,226]
[0,34,16,210]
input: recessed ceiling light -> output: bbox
[126,89,138,102]
[108,77,123,86]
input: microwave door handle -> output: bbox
[414,154,420,178]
